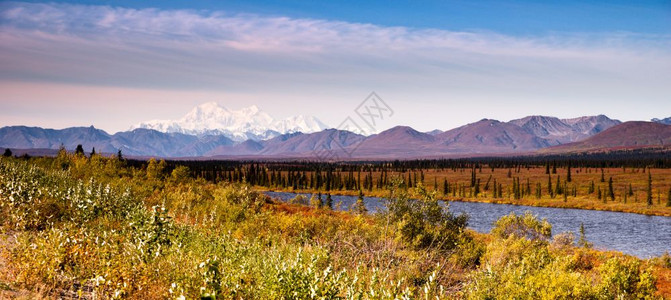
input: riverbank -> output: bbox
[254,186,671,217]
[264,190,671,258]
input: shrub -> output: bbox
[551,231,575,249]
[491,211,552,242]
[597,257,657,299]
[380,180,468,250]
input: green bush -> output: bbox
[380,179,468,250]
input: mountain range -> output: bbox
[0,126,235,157]
[2,104,670,159]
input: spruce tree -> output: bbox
[471,167,476,187]
[353,190,367,214]
[75,144,85,156]
[407,173,412,188]
[608,177,615,201]
[567,165,572,182]
[326,194,333,210]
[2,148,12,157]
[578,223,591,248]
[647,172,653,206]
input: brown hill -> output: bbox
[435,119,551,153]
[542,121,671,153]
[343,126,436,158]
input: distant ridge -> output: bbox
[436,119,550,153]
[542,121,671,153]
[0,114,633,159]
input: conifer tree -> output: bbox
[75,144,85,156]
[326,193,333,210]
[608,177,615,201]
[471,167,476,187]
[647,172,653,206]
[353,190,367,214]
[578,223,592,248]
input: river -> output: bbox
[264,191,671,258]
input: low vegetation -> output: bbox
[1,152,670,299]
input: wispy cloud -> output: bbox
[1,1,670,131]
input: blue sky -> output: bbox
[13,0,671,35]
[1,0,670,133]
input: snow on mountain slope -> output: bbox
[652,117,671,125]
[132,102,328,141]
[510,115,621,145]
[562,115,621,136]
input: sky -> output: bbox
[1,0,670,134]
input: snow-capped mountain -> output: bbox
[652,117,671,125]
[132,102,329,142]
[509,115,620,145]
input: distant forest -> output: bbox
[118,149,671,187]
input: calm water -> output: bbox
[264,191,671,258]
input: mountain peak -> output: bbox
[652,117,671,125]
[132,103,328,142]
